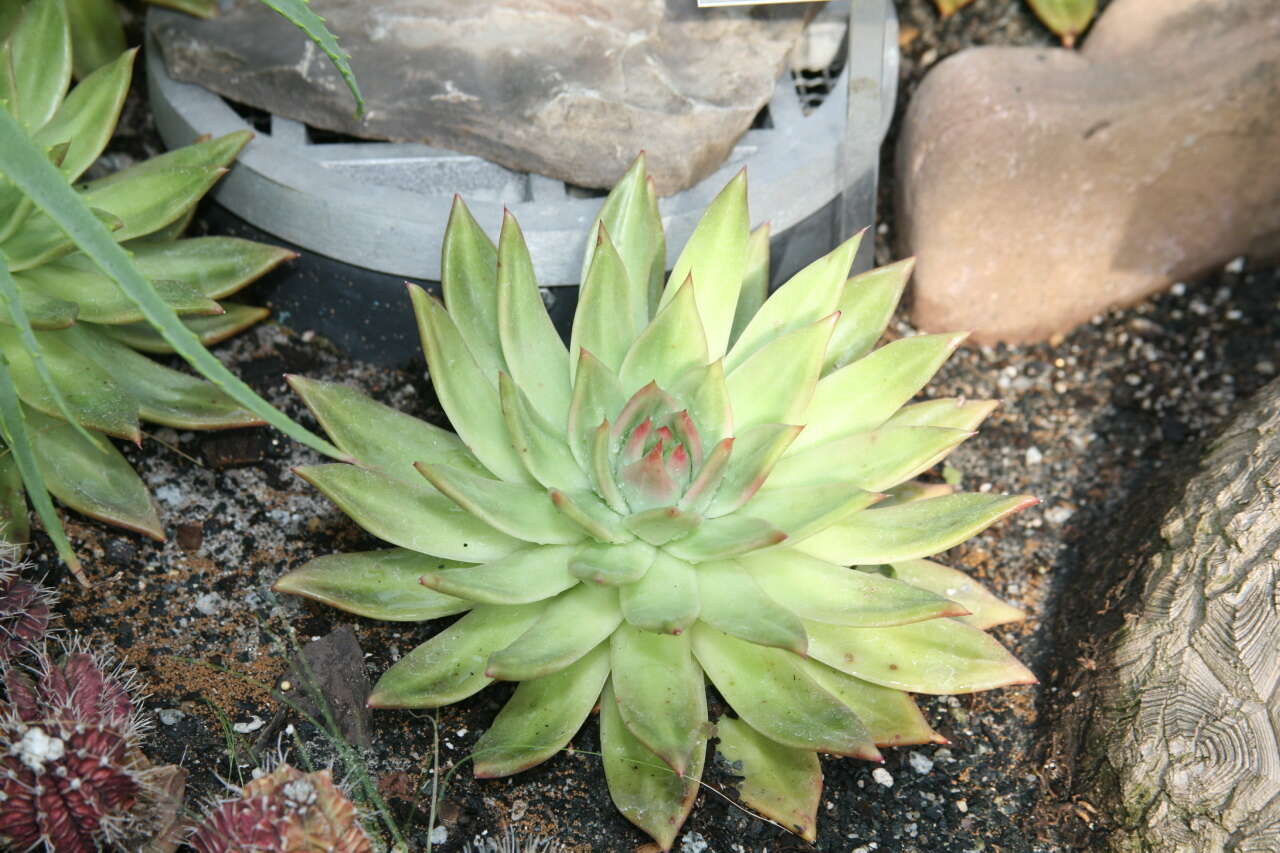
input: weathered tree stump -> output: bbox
[1078,378,1280,851]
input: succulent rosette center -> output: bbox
[277,156,1036,850]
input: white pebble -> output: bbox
[1045,505,1074,525]
[158,708,184,726]
[907,751,934,775]
[872,767,894,787]
[1225,256,1245,273]
[430,826,448,845]
[233,716,265,734]
[957,799,969,813]
[194,592,224,616]
[1024,447,1043,465]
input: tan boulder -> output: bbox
[895,0,1280,344]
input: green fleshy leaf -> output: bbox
[623,506,701,546]
[677,435,732,515]
[738,482,882,544]
[441,196,504,381]
[889,558,1025,630]
[800,659,944,746]
[498,372,589,491]
[706,424,801,517]
[419,544,578,605]
[485,582,619,681]
[619,551,699,635]
[497,212,571,425]
[695,560,807,654]
[273,549,472,622]
[549,489,633,543]
[669,358,731,446]
[600,679,704,852]
[567,348,626,470]
[569,539,655,585]
[740,548,966,627]
[289,375,485,483]
[804,618,1036,694]
[886,397,998,431]
[666,514,786,562]
[296,464,521,563]
[618,276,708,397]
[659,170,748,360]
[0,448,29,544]
[726,314,835,431]
[611,625,706,775]
[770,426,972,492]
[824,258,914,374]
[0,287,76,330]
[125,236,295,301]
[409,285,530,483]
[93,303,268,353]
[0,323,139,440]
[472,643,610,777]
[64,0,126,79]
[579,154,661,330]
[796,332,967,451]
[8,0,71,133]
[33,47,132,182]
[690,624,879,759]
[728,223,770,348]
[875,480,955,508]
[256,0,365,116]
[795,493,1035,565]
[571,223,640,377]
[368,603,545,708]
[150,0,220,16]
[14,256,221,324]
[416,462,584,545]
[715,716,821,842]
[25,406,161,539]
[727,232,859,372]
[589,420,627,513]
[1026,0,1097,45]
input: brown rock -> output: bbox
[152,0,811,195]
[895,0,1280,344]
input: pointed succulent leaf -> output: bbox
[296,464,521,562]
[125,236,296,300]
[26,406,162,540]
[715,716,821,842]
[739,482,882,544]
[624,506,701,546]
[600,680,704,852]
[419,545,577,605]
[796,332,967,451]
[805,617,1036,694]
[32,48,133,182]
[273,550,473,622]
[580,154,661,329]
[706,424,801,517]
[572,223,643,378]
[619,276,708,396]
[410,285,531,483]
[800,659,944,746]
[0,285,76,330]
[472,643,610,778]
[0,202,120,272]
[876,480,956,507]
[15,257,221,324]
[728,223,770,348]
[96,303,269,353]
[8,0,71,133]
[824,258,914,373]
[1027,0,1097,46]
[690,624,879,759]
[678,435,733,514]
[726,314,836,430]
[727,232,859,372]
[740,549,967,627]
[795,493,1036,565]
[611,625,707,775]
[63,0,126,78]
[666,513,786,562]
[567,348,625,468]
[0,450,29,544]
[549,489,633,543]
[498,373,591,490]
[486,583,619,680]
[695,560,807,654]
[416,462,585,545]
[889,559,1025,630]
[441,196,504,380]
[590,421,627,513]
[669,359,731,445]
[497,212,571,424]
[569,539,655,585]
[289,375,484,482]
[619,551,699,634]
[770,426,972,492]
[886,397,998,431]
[0,323,139,440]
[368,603,545,708]
[660,170,748,359]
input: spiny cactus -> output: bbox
[189,763,373,853]
[0,646,151,852]
[0,545,55,664]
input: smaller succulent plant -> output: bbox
[0,646,151,852]
[0,546,55,664]
[189,763,373,853]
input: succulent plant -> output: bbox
[275,157,1036,848]
[0,0,290,569]
[0,544,55,663]
[0,646,151,851]
[188,763,373,853]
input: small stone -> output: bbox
[194,592,224,616]
[175,522,203,552]
[1045,505,1075,525]
[429,826,447,845]
[1025,447,1044,466]
[158,708,185,726]
[872,768,894,787]
[233,716,265,734]
[908,751,934,775]
[957,799,969,813]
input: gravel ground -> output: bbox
[18,1,1280,851]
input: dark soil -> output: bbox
[18,0,1280,851]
